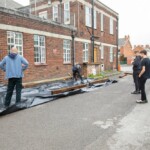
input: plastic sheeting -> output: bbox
[0,79,118,116]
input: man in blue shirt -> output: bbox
[0,47,29,108]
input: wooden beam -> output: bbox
[51,78,108,95]
[119,72,133,78]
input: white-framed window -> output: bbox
[110,47,113,62]
[85,6,91,27]
[100,45,104,59]
[7,31,23,56]
[94,10,97,29]
[101,13,104,31]
[110,18,114,34]
[64,2,70,24]
[39,11,48,19]
[53,5,58,21]
[83,43,88,62]
[34,35,46,63]
[63,40,71,63]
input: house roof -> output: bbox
[18,5,30,14]
[0,0,22,9]
[118,38,126,46]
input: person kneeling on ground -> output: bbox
[0,47,29,108]
[72,63,84,84]
[136,50,150,103]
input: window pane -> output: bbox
[7,31,23,56]
[63,40,70,63]
[34,35,46,63]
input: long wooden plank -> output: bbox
[51,78,108,95]
[119,72,133,78]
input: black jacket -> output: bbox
[132,56,141,71]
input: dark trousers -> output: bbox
[5,78,22,107]
[133,71,140,91]
[139,77,147,101]
[73,71,83,81]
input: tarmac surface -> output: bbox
[0,73,150,150]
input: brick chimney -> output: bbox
[125,35,130,41]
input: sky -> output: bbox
[14,0,150,46]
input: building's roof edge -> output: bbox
[0,7,76,31]
[96,0,118,17]
[17,5,30,9]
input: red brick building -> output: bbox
[119,35,133,65]
[0,0,118,84]
[133,45,150,52]
[133,45,150,57]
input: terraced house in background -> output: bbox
[0,0,119,84]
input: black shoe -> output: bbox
[131,91,139,94]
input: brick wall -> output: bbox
[31,0,117,45]
[0,0,118,84]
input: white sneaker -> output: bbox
[136,100,148,103]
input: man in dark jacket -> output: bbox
[136,50,150,103]
[72,63,84,83]
[131,51,141,94]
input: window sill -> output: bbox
[83,61,88,63]
[63,63,72,65]
[34,63,48,66]
[87,62,100,65]
[86,25,97,30]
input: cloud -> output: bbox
[100,0,150,45]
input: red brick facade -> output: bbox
[133,45,150,52]
[119,35,133,65]
[0,0,118,84]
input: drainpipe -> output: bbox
[91,0,94,63]
[71,30,75,66]
[59,0,62,23]
[4,0,7,7]
[34,0,37,15]
[116,16,119,71]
